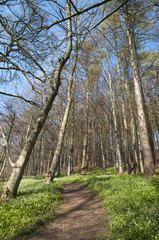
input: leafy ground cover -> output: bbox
[55,168,159,240]
[0,168,159,240]
[87,174,159,240]
[0,176,63,240]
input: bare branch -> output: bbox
[69,0,79,13]
[0,91,40,107]
[45,0,113,30]
[84,0,130,34]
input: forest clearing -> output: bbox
[0,0,159,239]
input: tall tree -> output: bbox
[105,52,123,174]
[124,2,155,176]
[45,38,78,184]
[1,1,72,198]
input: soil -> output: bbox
[28,183,109,240]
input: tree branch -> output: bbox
[85,0,130,33]
[69,0,79,13]
[45,0,113,30]
[0,91,40,107]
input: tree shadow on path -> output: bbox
[27,183,110,240]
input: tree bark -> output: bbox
[106,53,123,174]
[125,15,155,177]
[1,1,72,199]
[44,91,73,183]
[81,133,88,174]
[100,138,106,175]
[81,76,90,174]
[67,127,74,176]
[45,17,78,183]
[114,36,128,172]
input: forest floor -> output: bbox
[28,183,109,240]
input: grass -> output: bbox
[55,168,159,240]
[0,176,63,240]
[0,168,159,240]
[86,174,159,240]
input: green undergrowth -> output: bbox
[87,174,159,240]
[0,176,63,240]
[55,168,159,240]
[0,168,159,240]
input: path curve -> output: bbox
[28,183,108,240]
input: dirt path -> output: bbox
[28,183,109,240]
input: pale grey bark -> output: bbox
[110,124,116,174]
[45,25,78,184]
[67,85,75,176]
[67,126,74,176]
[81,133,88,174]
[0,124,15,168]
[106,53,123,174]
[115,44,128,173]
[137,133,144,173]
[1,1,72,199]
[81,77,90,174]
[100,139,106,175]
[45,100,72,182]
[0,148,7,177]
[124,58,140,173]
[0,113,15,177]
[125,15,155,176]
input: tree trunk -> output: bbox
[115,38,128,172]
[81,133,88,174]
[100,139,106,175]
[125,16,155,177]
[45,22,78,183]
[81,74,90,174]
[137,132,144,173]
[44,97,72,183]
[106,53,123,174]
[67,87,75,176]
[67,129,74,176]
[1,1,72,199]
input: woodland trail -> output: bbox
[28,183,109,240]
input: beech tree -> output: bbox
[45,28,78,184]
[1,0,73,198]
[0,0,157,199]
[1,0,120,197]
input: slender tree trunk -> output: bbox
[137,132,144,173]
[40,132,44,175]
[106,53,123,174]
[57,158,61,177]
[1,1,72,199]
[100,139,106,175]
[67,128,74,176]
[47,149,53,172]
[81,75,91,174]
[115,38,128,172]
[67,88,75,176]
[109,123,116,172]
[45,97,72,183]
[125,16,155,177]
[45,28,78,184]
[67,154,71,176]
[81,133,88,174]
[123,48,144,173]
[0,148,7,177]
